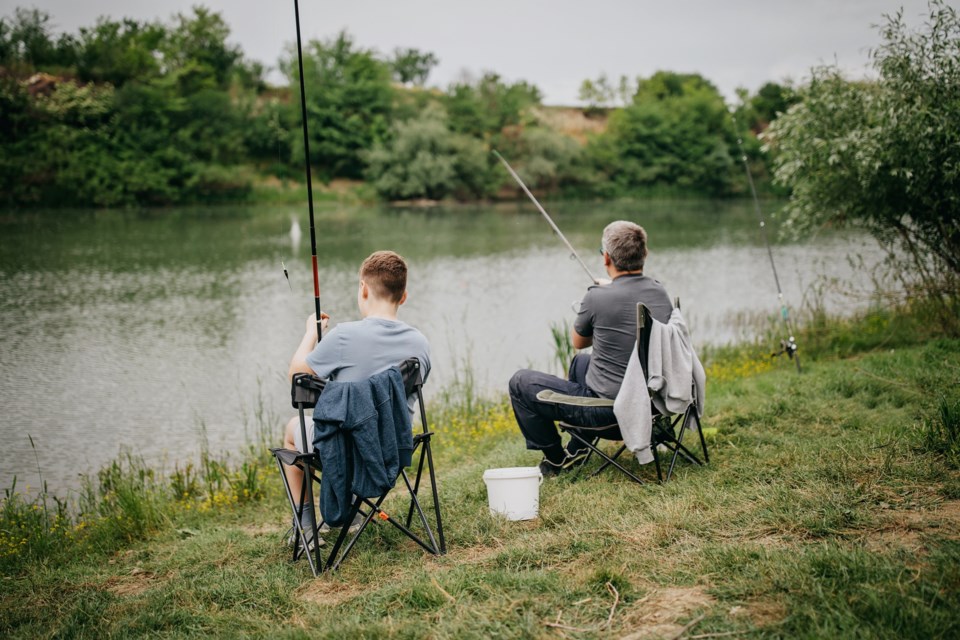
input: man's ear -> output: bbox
[359,280,369,299]
[398,290,408,306]
[603,252,612,267]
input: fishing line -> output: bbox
[493,150,599,284]
[731,112,801,373]
[292,0,323,340]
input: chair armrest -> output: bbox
[535,390,615,407]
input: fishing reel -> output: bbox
[771,336,799,361]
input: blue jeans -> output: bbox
[509,353,621,454]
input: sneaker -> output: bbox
[285,522,325,552]
[319,512,366,533]
[539,450,589,477]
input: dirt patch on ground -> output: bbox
[297,578,370,607]
[240,523,285,537]
[102,568,161,597]
[729,599,788,627]
[618,585,715,640]
[298,567,406,607]
[861,499,960,554]
[532,107,608,143]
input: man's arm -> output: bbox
[287,313,328,381]
[572,288,595,350]
[571,328,592,350]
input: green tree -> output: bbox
[364,105,490,200]
[587,70,735,195]
[1,8,77,70]
[578,74,615,110]
[161,7,243,90]
[496,126,583,192]
[74,18,166,86]
[390,47,438,87]
[284,30,393,180]
[444,72,542,138]
[766,0,960,293]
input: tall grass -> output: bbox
[0,392,278,574]
[920,396,960,468]
[549,319,575,377]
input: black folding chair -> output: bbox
[270,358,445,575]
[540,301,708,484]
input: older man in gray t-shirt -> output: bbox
[509,221,671,476]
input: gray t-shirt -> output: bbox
[305,316,431,400]
[296,317,430,452]
[573,273,672,399]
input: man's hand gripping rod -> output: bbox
[493,150,599,284]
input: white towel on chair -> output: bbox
[647,308,705,419]
[614,344,654,465]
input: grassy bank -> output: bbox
[2,307,959,638]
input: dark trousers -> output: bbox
[509,353,621,454]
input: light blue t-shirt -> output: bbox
[305,316,431,394]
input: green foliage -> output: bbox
[0,7,78,71]
[577,73,634,112]
[364,105,490,200]
[444,72,542,139]
[549,319,575,376]
[390,47,438,87]
[747,81,798,129]
[920,396,960,468]
[497,124,583,192]
[767,0,960,293]
[74,17,166,86]
[0,6,260,207]
[285,30,394,181]
[587,71,737,196]
[161,7,243,90]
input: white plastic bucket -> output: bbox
[482,467,543,521]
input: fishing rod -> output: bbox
[292,0,322,340]
[493,150,599,284]
[731,112,801,373]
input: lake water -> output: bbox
[0,200,883,493]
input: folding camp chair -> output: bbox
[540,301,708,484]
[270,358,445,575]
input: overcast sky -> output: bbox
[11,0,936,104]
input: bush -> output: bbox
[365,105,491,201]
[766,1,960,297]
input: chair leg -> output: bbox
[589,443,626,478]
[423,438,446,554]
[326,499,367,572]
[324,446,445,571]
[271,451,324,576]
[666,408,707,481]
[400,468,440,554]
[405,441,428,528]
[652,442,664,484]
[567,432,644,484]
[694,411,709,463]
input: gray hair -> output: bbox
[602,221,648,272]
